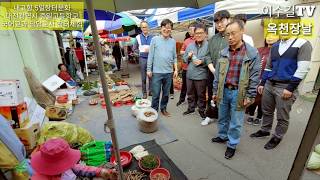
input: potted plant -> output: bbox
[138,154,160,173]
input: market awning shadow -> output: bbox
[69,97,177,149]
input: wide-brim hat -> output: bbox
[31,138,81,176]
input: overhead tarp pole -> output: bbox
[85,0,124,179]
[82,30,89,77]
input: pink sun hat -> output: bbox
[31,138,81,176]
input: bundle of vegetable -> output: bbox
[307,144,320,170]
[124,170,146,180]
[140,154,159,170]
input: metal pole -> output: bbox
[287,92,320,180]
[81,30,89,77]
[85,1,124,179]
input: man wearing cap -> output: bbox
[136,21,154,99]
[211,19,260,159]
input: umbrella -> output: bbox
[80,1,215,179]
[84,10,122,20]
[84,12,139,35]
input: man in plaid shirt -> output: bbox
[211,20,260,159]
[225,45,246,87]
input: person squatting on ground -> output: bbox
[245,33,279,126]
[182,23,211,120]
[211,19,260,159]
[135,21,154,99]
[147,19,178,117]
[177,22,197,107]
[250,28,313,150]
[31,138,117,180]
[202,10,230,126]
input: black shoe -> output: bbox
[246,117,254,125]
[176,100,184,106]
[211,137,228,143]
[250,130,270,138]
[170,94,174,99]
[199,110,206,119]
[142,93,147,99]
[253,118,261,126]
[225,147,236,159]
[264,136,282,150]
[183,110,195,115]
[148,92,152,96]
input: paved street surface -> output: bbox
[74,62,319,180]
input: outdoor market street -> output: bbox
[71,62,319,180]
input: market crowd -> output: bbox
[135,10,313,159]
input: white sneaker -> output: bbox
[201,117,214,126]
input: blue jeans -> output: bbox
[151,73,172,111]
[218,88,245,149]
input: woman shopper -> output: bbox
[245,33,279,125]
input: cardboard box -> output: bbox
[54,88,78,101]
[0,102,30,128]
[0,80,24,106]
[14,122,40,151]
[24,97,46,127]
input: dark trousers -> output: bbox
[187,79,207,113]
[207,71,214,106]
[246,93,262,119]
[261,81,298,138]
[139,57,152,94]
[151,73,172,111]
[178,70,188,102]
[114,56,122,70]
[170,79,174,94]
[79,60,85,73]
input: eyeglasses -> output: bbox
[194,32,204,36]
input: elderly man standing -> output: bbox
[147,19,178,117]
[136,21,154,99]
[211,19,260,159]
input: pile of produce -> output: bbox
[307,144,320,171]
[124,170,146,180]
[140,155,159,170]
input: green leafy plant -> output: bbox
[141,155,159,170]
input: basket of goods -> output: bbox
[131,105,140,117]
[110,151,133,168]
[57,94,68,103]
[135,99,151,109]
[137,108,158,133]
[150,168,170,180]
[138,154,161,173]
[89,99,98,105]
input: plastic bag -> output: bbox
[137,108,158,122]
[38,122,93,148]
[76,70,84,80]
[80,141,112,167]
[307,152,320,170]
